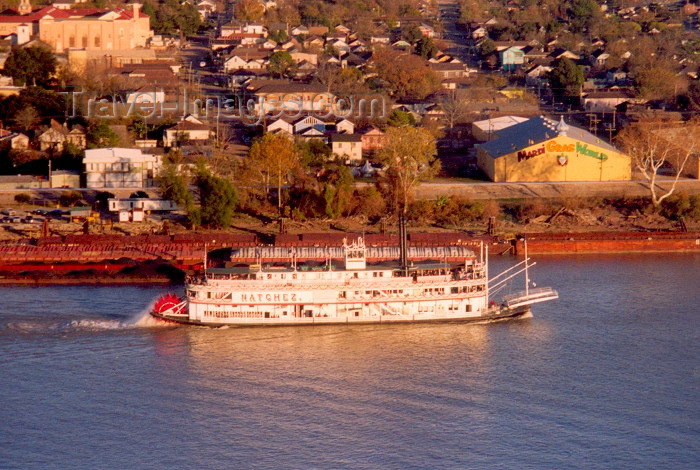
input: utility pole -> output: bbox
[587,113,600,135]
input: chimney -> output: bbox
[132,2,141,19]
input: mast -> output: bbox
[524,236,529,296]
[399,213,408,274]
[485,243,489,306]
[203,242,208,279]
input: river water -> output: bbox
[1,254,698,469]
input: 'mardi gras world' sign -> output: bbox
[517,140,609,162]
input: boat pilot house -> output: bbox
[476,116,631,182]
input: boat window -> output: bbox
[451,287,459,294]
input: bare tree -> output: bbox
[616,118,700,208]
[438,91,469,129]
[14,106,39,132]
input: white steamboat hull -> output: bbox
[151,304,531,327]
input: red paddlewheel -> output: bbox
[154,294,184,314]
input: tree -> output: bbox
[14,106,39,132]
[439,92,469,129]
[2,46,56,87]
[87,121,119,148]
[193,165,237,228]
[369,47,442,100]
[95,191,115,208]
[387,109,416,127]
[235,0,264,23]
[616,119,700,208]
[156,160,193,210]
[14,193,31,206]
[568,0,601,33]
[59,191,83,207]
[416,37,438,59]
[376,127,439,215]
[267,50,296,78]
[247,133,300,213]
[547,57,584,103]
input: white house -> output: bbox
[84,148,161,188]
[294,115,324,134]
[335,118,354,134]
[267,117,294,134]
[331,134,362,162]
[163,115,211,147]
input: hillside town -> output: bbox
[0,0,699,237]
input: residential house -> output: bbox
[335,118,354,134]
[606,68,628,84]
[335,24,350,35]
[0,131,29,150]
[84,147,161,188]
[291,25,309,36]
[360,126,385,152]
[267,116,294,134]
[590,49,610,68]
[252,82,334,113]
[370,35,391,44]
[163,115,211,147]
[38,120,86,151]
[294,115,324,134]
[331,134,362,162]
[302,35,324,49]
[308,25,329,36]
[429,62,469,80]
[499,46,525,71]
[582,90,635,112]
[470,26,487,40]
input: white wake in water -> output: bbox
[5,299,174,334]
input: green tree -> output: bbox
[477,38,496,58]
[267,50,296,78]
[547,57,584,103]
[193,165,237,228]
[568,0,601,33]
[1,46,56,87]
[130,119,149,139]
[156,160,193,210]
[387,109,416,127]
[269,29,288,43]
[87,121,119,148]
[416,37,438,59]
[377,126,439,215]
